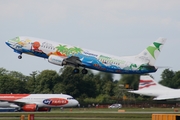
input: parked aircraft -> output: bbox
[0,94,78,112]
[5,36,166,74]
[128,75,180,100]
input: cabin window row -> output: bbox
[41,45,56,50]
[99,59,120,65]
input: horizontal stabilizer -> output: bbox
[155,66,171,69]
[140,65,156,70]
[140,65,170,71]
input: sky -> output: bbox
[0,0,180,82]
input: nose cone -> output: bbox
[70,99,79,107]
[5,40,14,49]
[5,41,10,46]
[74,99,79,106]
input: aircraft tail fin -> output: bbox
[138,75,157,90]
[137,38,166,66]
[138,75,171,91]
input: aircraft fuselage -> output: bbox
[5,36,159,74]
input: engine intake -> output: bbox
[48,55,65,66]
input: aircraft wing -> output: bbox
[0,100,25,107]
[153,94,180,100]
[64,56,83,67]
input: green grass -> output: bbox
[0,107,178,120]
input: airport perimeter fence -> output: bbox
[127,100,180,108]
[80,100,180,109]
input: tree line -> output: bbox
[0,67,179,104]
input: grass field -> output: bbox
[0,107,179,120]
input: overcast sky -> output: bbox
[1,0,180,81]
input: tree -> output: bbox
[159,69,175,88]
[0,75,29,93]
[119,74,141,90]
[34,70,60,93]
[8,71,27,81]
[59,67,95,98]
[26,71,38,93]
[0,68,8,75]
[171,71,180,88]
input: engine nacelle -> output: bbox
[9,104,19,108]
[21,104,51,112]
[48,55,65,66]
[22,104,37,112]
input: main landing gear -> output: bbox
[73,68,88,74]
[81,68,88,74]
[73,68,79,74]
[18,55,22,59]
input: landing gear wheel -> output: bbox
[36,105,38,111]
[18,55,22,59]
[82,69,88,74]
[73,68,79,74]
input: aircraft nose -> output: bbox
[72,99,79,107]
[5,41,10,46]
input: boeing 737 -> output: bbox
[128,76,180,100]
[5,36,166,74]
[0,94,78,112]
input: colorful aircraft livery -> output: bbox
[128,76,180,101]
[5,36,166,74]
[0,94,78,112]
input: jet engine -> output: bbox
[21,104,51,112]
[48,55,65,66]
[9,104,19,108]
[22,104,37,112]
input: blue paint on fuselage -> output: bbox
[6,42,49,58]
[73,53,156,74]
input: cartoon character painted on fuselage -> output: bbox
[5,36,166,74]
[0,94,78,112]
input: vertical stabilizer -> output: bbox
[138,75,171,91]
[138,76,157,90]
[138,38,166,65]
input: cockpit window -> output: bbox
[10,37,20,42]
[67,97,74,100]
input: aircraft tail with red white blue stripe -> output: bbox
[137,75,171,91]
[128,75,172,97]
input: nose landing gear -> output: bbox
[18,55,22,59]
[81,69,88,74]
[73,68,80,74]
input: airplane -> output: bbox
[0,94,79,112]
[128,75,180,100]
[5,36,166,74]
